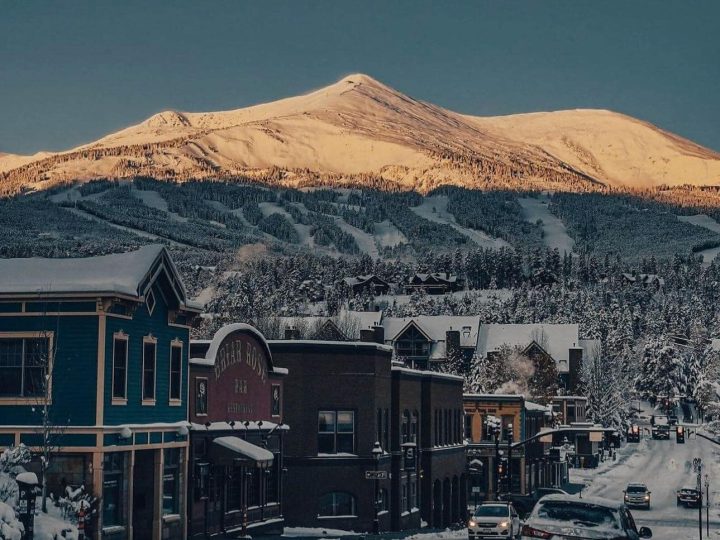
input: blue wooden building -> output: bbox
[0,245,201,540]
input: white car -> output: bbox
[468,502,521,539]
[521,494,652,539]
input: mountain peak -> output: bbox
[2,76,720,195]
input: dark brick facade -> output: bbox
[270,340,466,532]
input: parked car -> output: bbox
[627,425,641,443]
[521,494,653,539]
[668,414,679,425]
[624,483,651,509]
[500,487,568,518]
[468,502,521,539]
[676,487,701,508]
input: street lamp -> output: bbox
[506,423,514,494]
[372,441,383,534]
[485,416,502,499]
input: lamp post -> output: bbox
[372,441,383,534]
[484,417,502,500]
[506,423,514,494]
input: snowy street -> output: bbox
[573,432,720,539]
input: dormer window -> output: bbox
[146,289,156,316]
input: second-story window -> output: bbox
[0,336,50,398]
[142,337,157,402]
[112,333,128,400]
[318,410,355,454]
[169,341,182,403]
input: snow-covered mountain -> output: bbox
[2,74,720,195]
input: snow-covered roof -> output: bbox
[525,400,551,412]
[212,436,274,464]
[391,365,465,382]
[0,244,202,310]
[535,493,622,509]
[476,324,580,369]
[279,310,383,340]
[190,323,278,372]
[383,316,480,348]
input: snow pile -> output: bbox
[0,501,23,540]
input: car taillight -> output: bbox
[521,524,553,538]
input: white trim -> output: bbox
[146,288,156,316]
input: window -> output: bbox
[271,384,281,416]
[103,453,125,527]
[162,448,180,515]
[376,408,383,447]
[410,478,417,509]
[395,325,430,366]
[318,411,355,454]
[378,488,388,512]
[195,377,208,416]
[146,289,156,315]
[319,492,356,517]
[402,410,410,443]
[112,333,128,400]
[0,336,50,398]
[383,409,389,450]
[411,411,418,443]
[142,338,156,402]
[169,341,182,402]
[401,482,408,512]
[465,414,473,440]
[502,415,514,441]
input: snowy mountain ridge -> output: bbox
[2,74,720,196]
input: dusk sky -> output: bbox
[2,0,719,155]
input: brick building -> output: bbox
[269,339,466,532]
[187,324,288,538]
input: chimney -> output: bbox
[372,325,385,344]
[446,329,460,359]
[284,327,300,340]
[360,329,375,342]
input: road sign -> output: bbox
[365,470,388,480]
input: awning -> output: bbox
[209,436,274,468]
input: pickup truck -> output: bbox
[498,487,568,518]
[677,487,701,508]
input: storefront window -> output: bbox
[266,460,279,504]
[0,336,49,397]
[247,468,259,508]
[103,452,125,527]
[162,448,180,515]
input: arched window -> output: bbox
[319,492,357,517]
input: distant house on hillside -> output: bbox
[405,272,461,295]
[621,273,664,289]
[338,274,391,296]
[383,315,480,369]
[475,324,597,393]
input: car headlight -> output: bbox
[498,521,509,528]
[645,495,650,500]
[468,520,477,527]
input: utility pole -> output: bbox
[705,475,709,538]
[694,458,702,540]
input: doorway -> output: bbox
[132,450,156,540]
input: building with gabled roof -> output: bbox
[405,273,461,295]
[337,275,391,296]
[383,316,480,369]
[0,245,201,540]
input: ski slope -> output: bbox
[518,196,575,254]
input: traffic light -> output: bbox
[676,426,685,444]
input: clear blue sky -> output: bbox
[1,0,719,154]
